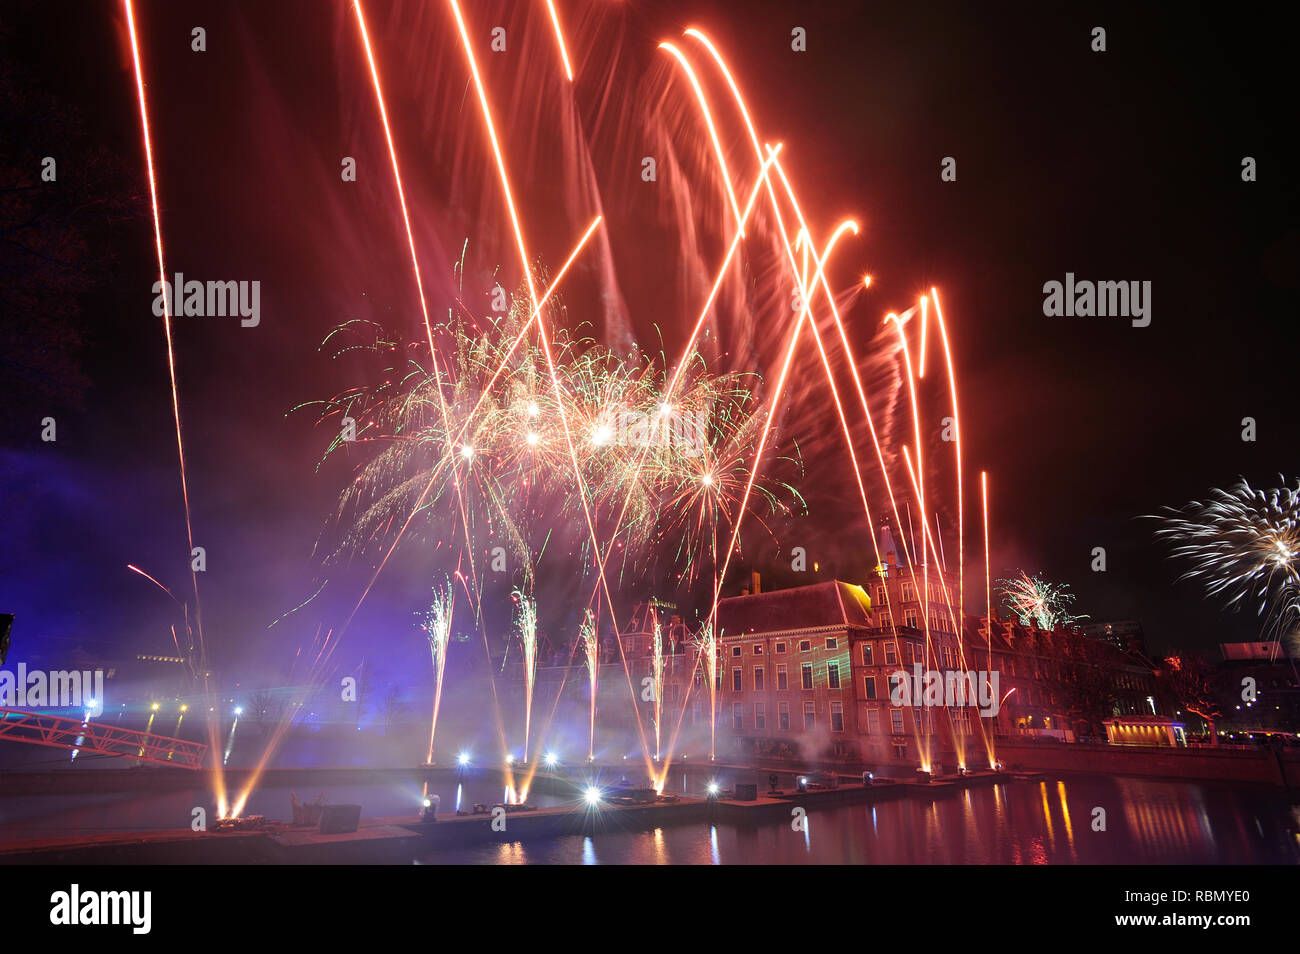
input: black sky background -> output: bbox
[2,0,1295,691]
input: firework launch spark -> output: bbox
[578,609,599,759]
[514,589,539,764]
[420,580,455,764]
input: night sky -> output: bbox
[2,0,1295,691]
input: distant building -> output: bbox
[1212,640,1300,742]
[1080,620,1147,655]
[713,525,1160,768]
[717,578,879,761]
[1220,641,1288,661]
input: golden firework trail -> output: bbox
[514,590,539,764]
[579,609,599,759]
[422,581,455,765]
[651,614,665,761]
[120,0,225,818]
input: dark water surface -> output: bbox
[3,775,1297,864]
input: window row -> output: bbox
[731,700,845,732]
[728,636,841,657]
[730,662,843,692]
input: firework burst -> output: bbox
[998,572,1087,630]
[301,299,799,593]
[1154,477,1300,622]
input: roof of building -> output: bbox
[717,581,872,638]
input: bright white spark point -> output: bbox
[701,474,713,486]
[526,431,540,446]
[460,444,474,459]
[592,425,612,446]
[584,786,602,805]
[457,752,470,766]
[526,402,540,417]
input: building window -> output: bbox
[799,639,812,652]
[891,709,905,734]
[732,668,742,692]
[755,702,766,730]
[732,645,742,656]
[862,643,873,666]
[901,582,915,602]
[803,702,816,730]
[904,609,919,629]
[777,664,788,690]
[888,674,904,701]
[778,702,790,730]
[732,703,743,730]
[884,642,897,665]
[753,644,764,654]
[825,637,838,650]
[801,664,814,690]
[864,675,877,700]
[754,667,765,692]
[830,702,844,732]
[878,613,891,630]
[775,641,787,654]
[867,709,880,734]
[876,585,887,604]
[828,662,841,689]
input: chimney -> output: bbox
[751,570,761,595]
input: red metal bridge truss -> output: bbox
[0,708,207,770]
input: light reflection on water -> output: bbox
[422,775,1300,865]
[2,773,1297,865]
